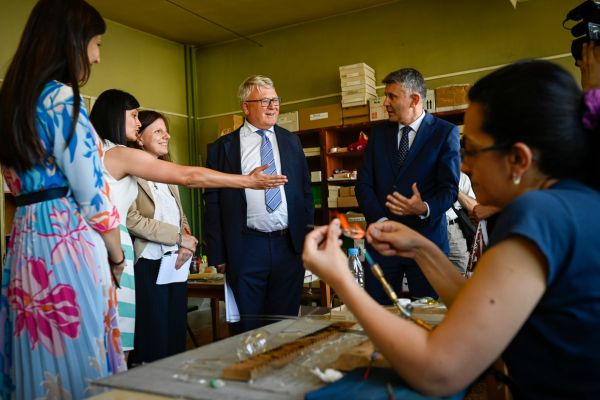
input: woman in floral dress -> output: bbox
[0,0,127,398]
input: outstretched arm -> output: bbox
[104,146,287,189]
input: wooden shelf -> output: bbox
[326,151,363,158]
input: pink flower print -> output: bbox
[38,202,98,282]
[2,168,22,195]
[8,257,80,356]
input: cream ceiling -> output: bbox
[87,0,400,47]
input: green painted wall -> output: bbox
[0,0,589,240]
[195,0,582,162]
[0,0,195,233]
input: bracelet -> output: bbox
[108,250,125,266]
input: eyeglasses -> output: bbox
[460,143,510,160]
[245,97,282,107]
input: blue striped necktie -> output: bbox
[256,130,282,213]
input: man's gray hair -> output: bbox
[382,68,426,100]
[238,75,275,103]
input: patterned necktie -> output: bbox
[256,130,282,213]
[397,125,411,167]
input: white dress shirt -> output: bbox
[240,121,288,232]
[446,172,476,221]
[397,110,426,149]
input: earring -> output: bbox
[512,174,521,185]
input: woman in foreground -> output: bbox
[303,60,600,399]
[0,0,126,398]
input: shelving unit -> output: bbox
[296,109,465,222]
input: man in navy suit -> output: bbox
[356,68,460,302]
[205,75,314,333]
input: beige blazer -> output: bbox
[126,178,190,264]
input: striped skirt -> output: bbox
[116,224,136,350]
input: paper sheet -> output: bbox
[224,276,240,323]
[156,253,191,285]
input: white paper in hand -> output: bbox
[156,253,191,285]
[224,276,240,323]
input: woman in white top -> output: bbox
[90,89,286,354]
[126,110,198,365]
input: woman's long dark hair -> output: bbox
[90,89,140,146]
[468,59,598,190]
[0,0,105,172]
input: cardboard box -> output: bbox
[341,76,376,89]
[342,105,369,118]
[369,96,389,121]
[303,147,321,157]
[342,104,370,123]
[341,81,377,92]
[299,104,343,130]
[343,115,370,125]
[339,186,354,197]
[310,171,322,182]
[435,84,471,112]
[339,63,375,78]
[218,114,244,137]
[328,185,341,198]
[342,86,377,101]
[337,196,359,208]
[277,111,299,132]
[342,100,371,108]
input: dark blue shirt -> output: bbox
[489,180,600,399]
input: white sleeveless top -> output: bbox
[102,140,138,225]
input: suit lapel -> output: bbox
[383,122,400,177]
[223,130,246,202]
[395,112,434,178]
[404,112,434,167]
[137,178,154,201]
[274,126,290,176]
[274,126,291,198]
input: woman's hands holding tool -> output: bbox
[302,219,353,287]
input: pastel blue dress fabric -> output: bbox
[0,81,126,399]
[490,179,600,399]
[101,140,138,351]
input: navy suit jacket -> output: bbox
[355,113,460,254]
[204,124,314,284]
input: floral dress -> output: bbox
[0,81,126,400]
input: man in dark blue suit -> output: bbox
[356,68,460,302]
[205,75,314,333]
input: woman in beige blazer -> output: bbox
[126,110,197,365]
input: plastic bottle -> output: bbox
[347,247,364,287]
